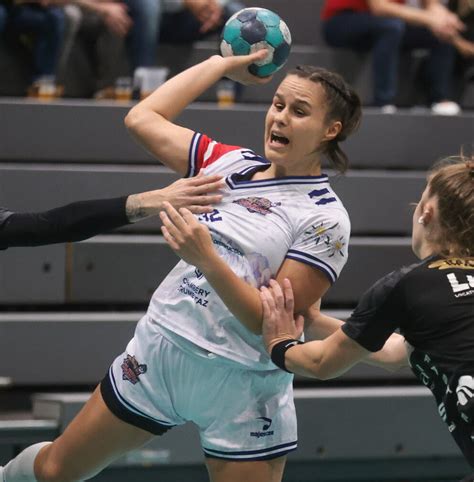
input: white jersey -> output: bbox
[147,133,350,370]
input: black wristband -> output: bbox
[271,339,304,373]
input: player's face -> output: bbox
[264,75,338,175]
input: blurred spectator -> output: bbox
[159,0,244,44]
[153,0,246,101]
[321,0,465,114]
[74,0,244,99]
[1,0,65,97]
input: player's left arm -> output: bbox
[159,203,326,334]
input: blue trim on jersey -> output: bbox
[109,367,175,427]
[203,440,298,460]
[226,166,330,190]
[286,250,337,284]
[186,132,201,178]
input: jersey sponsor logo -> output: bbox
[429,258,474,270]
[446,273,474,297]
[177,277,211,307]
[457,376,474,423]
[233,197,281,215]
[411,351,462,435]
[250,417,274,438]
[121,355,147,385]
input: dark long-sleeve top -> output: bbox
[0,196,129,250]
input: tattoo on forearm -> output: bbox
[125,194,147,223]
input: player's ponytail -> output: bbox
[427,155,474,257]
[287,66,362,174]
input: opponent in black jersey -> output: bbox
[0,175,223,250]
[261,156,474,468]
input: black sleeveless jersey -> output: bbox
[343,255,474,466]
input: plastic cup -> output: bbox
[115,77,133,101]
[134,67,169,99]
[216,79,236,107]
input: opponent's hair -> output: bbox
[427,155,474,257]
[286,66,362,173]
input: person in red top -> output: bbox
[320,0,466,114]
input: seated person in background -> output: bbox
[49,0,160,99]
[2,0,65,97]
[52,0,244,99]
[128,0,246,99]
[159,0,244,44]
[320,0,465,114]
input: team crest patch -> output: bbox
[121,354,147,385]
[233,197,281,215]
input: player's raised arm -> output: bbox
[125,51,271,176]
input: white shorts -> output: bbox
[101,315,298,461]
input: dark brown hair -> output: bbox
[427,155,474,257]
[286,66,362,173]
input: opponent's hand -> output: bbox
[152,172,224,214]
[126,172,224,222]
[261,279,304,354]
[160,202,217,267]
[220,50,274,85]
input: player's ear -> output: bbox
[322,120,342,142]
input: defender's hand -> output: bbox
[261,279,304,354]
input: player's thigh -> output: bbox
[35,386,155,482]
[206,455,286,482]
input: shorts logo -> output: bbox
[233,197,281,215]
[121,354,147,385]
[250,417,274,438]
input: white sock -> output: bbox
[3,442,51,482]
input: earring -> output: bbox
[417,216,425,225]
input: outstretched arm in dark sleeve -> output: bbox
[0,173,225,250]
[0,197,129,249]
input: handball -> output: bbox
[220,7,292,78]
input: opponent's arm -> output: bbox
[261,280,369,379]
[262,280,409,377]
[0,175,224,249]
[304,305,410,371]
[125,51,270,176]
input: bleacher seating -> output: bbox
[0,1,473,478]
[1,0,473,106]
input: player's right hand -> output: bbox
[220,50,274,85]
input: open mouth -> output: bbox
[270,132,290,146]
